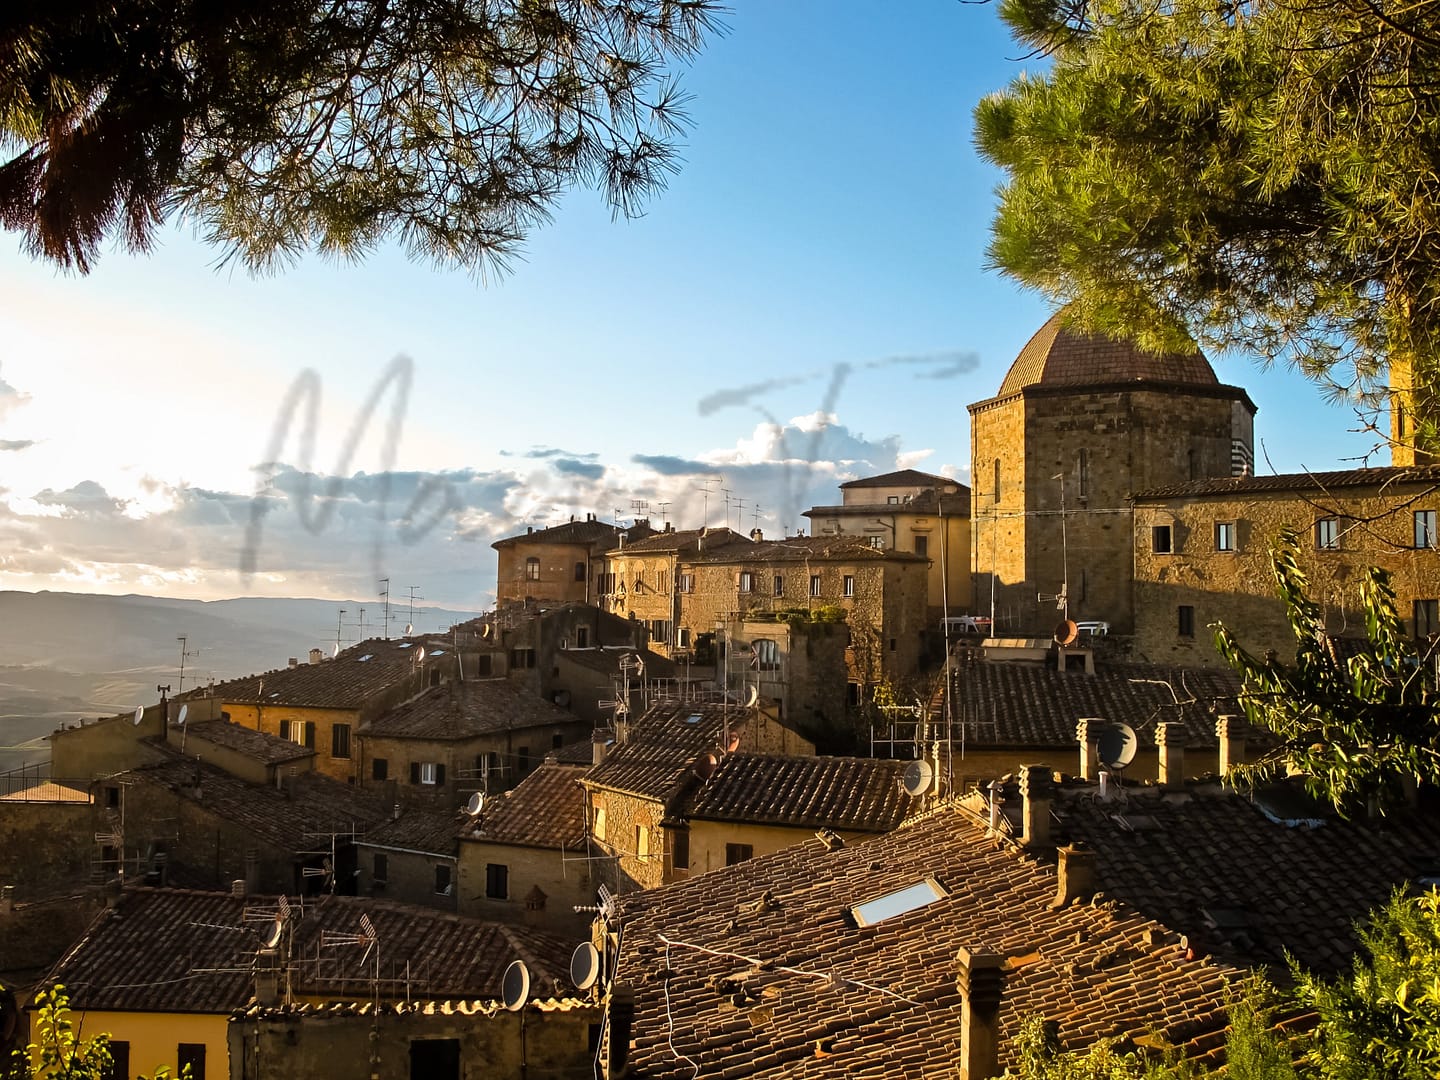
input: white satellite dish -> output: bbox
[1097,722,1139,771]
[405,622,414,635]
[331,642,340,658]
[416,647,426,662]
[465,791,485,816]
[570,943,601,991]
[743,684,759,708]
[501,960,531,1011]
[481,623,493,639]
[261,916,284,949]
[176,704,188,727]
[902,759,934,797]
[132,706,145,726]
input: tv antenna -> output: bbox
[721,488,732,530]
[695,478,719,527]
[656,501,671,528]
[379,579,392,639]
[357,606,367,640]
[335,608,346,651]
[751,503,763,531]
[630,498,649,520]
[176,637,199,694]
[406,585,423,636]
[320,912,381,1010]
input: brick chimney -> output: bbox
[1075,718,1102,782]
[1156,722,1186,788]
[309,648,323,665]
[1216,714,1245,777]
[1052,844,1096,908]
[1019,765,1053,848]
[956,947,1004,1079]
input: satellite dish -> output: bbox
[743,684,759,708]
[416,647,426,662]
[1054,619,1079,646]
[176,704,188,727]
[331,642,340,658]
[405,622,414,635]
[502,960,531,1011]
[902,759,934,797]
[692,751,719,782]
[465,791,485,816]
[132,706,144,726]
[570,943,601,991]
[261,916,284,949]
[1097,722,1139,771]
[482,623,493,639]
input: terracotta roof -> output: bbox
[609,527,748,555]
[805,488,970,518]
[364,678,578,740]
[611,802,1241,1078]
[1049,780,1440,976]
[953,656,1255,749]
[582,703,743,802]
[359,810,461,856]
[688,535,927,565]
[463,763,589,849]
[995,309,1219,399]
[210,638,434,709]
[183,719,315,764]
[687,755,917,831]
[126,755,391,854]
[1132,465,1440,501]
[557,646,676,678]
[492,518,655,550]
[549,738,601,766]
[839,469,958,489]
[47,888,579,1013]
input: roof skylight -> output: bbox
[849,876,947,927]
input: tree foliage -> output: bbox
[1213,528,1440,814]
[5,984,174,1080]
[975,0,1440,440]
[0,0,721,275]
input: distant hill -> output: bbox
[0,591,483,772]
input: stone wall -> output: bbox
[457,840,593,936]
[585,789,667,894]
[496,537,595,607]
[360,725,587,807]
[0,800,99,900]
[357,844,456,912]
[1133,484,1440,666]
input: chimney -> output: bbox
[1075,718,1102,782]
[1216,714,1245,777]
[618,532,627,550]
[288,657,299,669]
[955,947,1004,1080]
[0,885,13,915]
[244,851,261,895]
[603,983,636,1080]
[1052,844,1096,908]
[309,648,323,665]
[527,525,533,534]
[750,528,763,542]
[1019,765,1053,848]
[592,733,609,766]
[1155,722,1186,788]
[392,802,402,821]
[231,878,246,898]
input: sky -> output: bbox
[0,1,1385,612]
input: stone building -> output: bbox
[354,809,459,911]
[968,310,1255,636]
[492,515,654,608]
[1131,466,1440,666]
[601,526,748,650]
[804,468,973,620]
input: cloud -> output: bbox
[630,454,717,476]
[0,366,30,421]
[0,439,34,451]
[551,458,607,480]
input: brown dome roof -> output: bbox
[998,310,1218,398]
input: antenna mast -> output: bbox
[695,477,719,528]
[336,608,347,651]
[379,578,392,639]
[176,636,199,694]
[406,585,423,635]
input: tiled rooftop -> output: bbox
[359,809,462,856]
[126,753,392,853]
[48,888,579,1013]
[582,702,744,803]
[839,469,958,489]
[687,755,917,831]
[611,801,1241,1078]
[558,645,676,679]
[952,655,1254,749]
[995,309,1220,399]
[1133,464,1440,501]
[688,535,926,565]
[364,678,578,740]
[609,527,748,555]
[183,719,315,764]
[492,518,654,549]
[805,489,970,518]
[463,763,589,850]
[1048,780,1440,976]
[208,638,435,709]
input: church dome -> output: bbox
[997,309,1218,398]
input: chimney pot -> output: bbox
[1052,844,1097,908]
[1155,722,1186,788]
[1075,718,1102,782]
[288,657,298,668]
[955,947,1004,1080]
[309,648,323,665]
[1018,765,1053,848]
[1216,714,1245,776]
[231,879,246,898]
[592,733,609,766]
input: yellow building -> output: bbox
[492,515,654,607]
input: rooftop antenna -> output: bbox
[630,498,649,521]
[320,912,380,1011]
[1055,472,1070,621]
[176,704,190,753]
[721,488,732,530]
[336,609,346,651]
[379,579,392,639]
[406,585,423,636]
[176,636,199,694]
[656,501,671,528]
[357,606,367,641]
[751,503,763,531]
[733,497,747,533]
[695,477,719,527]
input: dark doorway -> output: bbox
[410,1038,460,1080]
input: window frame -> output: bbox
[331,722,352,759]
[434,863,452,895]
[738,571,755,593]
[524,556,541,581]
[914,535,928,558]
[843,574,855,598]
[1178,605,1195,638]
[485,862,509,900]
[809,574,822,598]
[725,842,754,866]
[1316,517,1341,550]
[1152,524,1173,554]
[1214,522,1235,552]
[1416,510,1437,549]
[1415,599,1439,637]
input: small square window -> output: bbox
[1152,525,1173,554]
[773,574,784,597]
[485,862,509,900]
[725,843,754,866]
[850,877,948,927]
[1316,518,1340,550]
[1215,522,1235,552]
[435,864,452,895]
[843,575,855,597]
[914,535,928,558]
[1178,605,1195,638]
[809,574,822,597]
[1416,511,1437,549]
[887,495,900,505]
[867,534,886,550]
[739,571,755,593]
[1415,599,1439,637]
[372,757,388,781]
[679,573,694,593]
[419,762,438,785]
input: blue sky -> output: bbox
[0,1,1383,610]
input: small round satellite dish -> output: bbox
[743,684,759,708]
[416,647,426,662]
[693,751,719,781]
[132,706,144,726]
[176,704,188,727]
[465,791,484,816]
[1097,722,1138,771]
[1054,619,1079,646]
[331,642,340,658]
[481,623,493,639]
[570,942,601,991]
[502,960,530,1011]
[404,622,414,636]
[902,759,934,797]
[261,917,283,949]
